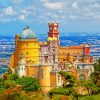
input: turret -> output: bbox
[48,21,59,40]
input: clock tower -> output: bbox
[48,21,59,40]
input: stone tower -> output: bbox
[48,21,59,40]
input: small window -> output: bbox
[80,74,86,80]
[41,69,44,79]
[63,59,65,61]
[34,43,36,46]
[20,53,23,58]
[26,52,28,55]
[32,74,34,78]
[58,75,60,83]
[26,57,28,60]
[26,43,28,47]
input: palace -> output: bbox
[9,22,94,93]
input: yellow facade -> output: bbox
[12,35,40,67]
[10,53,15,68]
[39,66,51,93]
[58,47,68,63]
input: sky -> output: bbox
[0,0,100,36]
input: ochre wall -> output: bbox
[50,72,57,88]
[14,38,40,67]
[10,53,15,68]
[39,66,51,93]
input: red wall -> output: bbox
[85,47,90,55]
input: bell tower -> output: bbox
[48,21,59,40]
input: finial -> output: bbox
[48,21,50,23]
[23,26,29,30]
[27,26,29,29]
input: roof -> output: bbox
[19,26,36,39]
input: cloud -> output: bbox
[72,2,78,9]
[0,0,100,23]
[3,6,16,15]
[43,2,65,10]
[9,0,23,3]
[18,15,25,20]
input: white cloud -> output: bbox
[0,0,100,23]
[3,6,15,15]
[9,0,23,3]
[18,15,25,20]
[41,1,65,10]
[72,2,78,9]
[40,0,49,3]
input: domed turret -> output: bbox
[18,58,26,77]
[19,26,36,39]
[47,37,52,41]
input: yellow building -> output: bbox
[10,26,40,68]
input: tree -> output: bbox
[4,80,17,89]
[89,73,100,94]
[16,77,40,92]
[59,71,75,88]
[0,77,5,92]
[49,71,78,99]
[8,74,19,81]
[94,58,100,72]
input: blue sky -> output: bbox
[0,0,100,36]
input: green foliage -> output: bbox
[49,87,76,97]
[16,77,40,92]
[94,58,100,72]
[50,94,63,100]
[78,94,100,100]
[59,71,75,88]
[8,74,19,81]
[89,72,100,94]
[4,80,17,89]
[49,71,77,99]
[11,93,29,100]
[0,77,5,92]
[0,93,29,100]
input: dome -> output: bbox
[47,37,57,41]
[47,37,53,41]
[53,37,57,40]
[19,26,36,39]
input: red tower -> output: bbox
[84,44,90,55]
[48,21,59,40]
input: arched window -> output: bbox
[80,74,86,80]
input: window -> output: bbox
[63,59,65,61]
[26,43,28,47]
[26,52,28,55]
[53,54,55,63]
[32,74,34,78]
[20,53,23,58]
[41,69,44,79]
[80,74,86,80]
[44,56,48,63]
[34,43,36,46]
[58,75,60,83]
[26,57,28,61]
